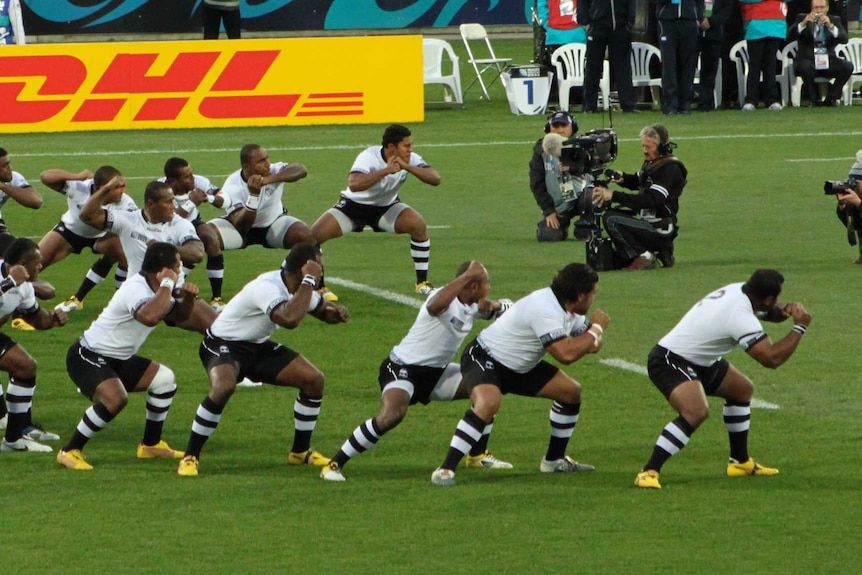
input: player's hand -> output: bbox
[247,174,265,195]
[179,282,200,298]
[156,267,179,285]
[77,169,94,180]
[301,259,323,279]
[189,188,208,205]
[8,264,30,285]
[387,155,403,174]
[51,309,68,326]
[332,304,349,323]
[463,260,487,281]
[588,309,610,330]
[783,303,812,327]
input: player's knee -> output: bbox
[561,381,582,404]
[210,377,236,404]
[149,364,176,395]
[684,404,710,427]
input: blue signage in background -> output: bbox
[20,0,522,35]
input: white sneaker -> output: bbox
[741,103,756,111]
[465,451,514,469]
[320,461,346,482]
[431,467,456,486]
[0,414,7,430]
[237,377,262,388]
[539,455,595,473]
[1,437,53,453]
[768,102,783,111]
[23,423,60,441]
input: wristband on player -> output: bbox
[207,194,217,204]
[180,199,195,212]
[587,326,603,345]
[589,323,603,335]
[245,195,260,211]
[792,324,807,335]
[0,276,17,294]
[301,274,317,287]
[160,278,176,292]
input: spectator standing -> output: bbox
[577,0,638,113]
[739,0,790,111]
[202,0,241,40]
[657,0,704,115]
[697,0,737,110]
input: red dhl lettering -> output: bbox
[0,50,364,125]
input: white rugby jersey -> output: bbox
[106,210,199,277]
[390,287,480,368]
[210,269,322,344]
[478,287,588,374]
[158,175,221,222]
[340,146,430,206]
[658,282,767,367]
[81,273,168,359]
[59,179,138,239]
[222,162,290,228]
[0,261,37,323]
[0,171,30,219]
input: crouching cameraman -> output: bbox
[590,124,687,270]
[831,151,862,263]
[530,111,593,242]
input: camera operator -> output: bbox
[833,151,862,263]
[590,124,687,270]
[530,111,593,242]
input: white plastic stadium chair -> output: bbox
[423,38,463,104]
[550,43,611,112]
[459,23,511,100]
[841,38,862,105]
[783,40,851,107]
[630,41,662,107]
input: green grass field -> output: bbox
[3,39,861,573]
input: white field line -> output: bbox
[600,358,780,410]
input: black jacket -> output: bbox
[577,0,636,29]
[788,14,849,64]
[700,0,735,42]
[655,0,704,21]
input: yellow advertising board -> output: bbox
[0,36,424,133]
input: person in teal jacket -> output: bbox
[739,0,791,110]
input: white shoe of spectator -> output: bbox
[741,103,756,111]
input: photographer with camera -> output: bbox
[829,151,862,263]
[531,111,593,242]
[788,0,853,107]
[590,124,687,270]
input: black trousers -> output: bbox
[202,5,241,40]
[658,19,700,114]
[583,24,635,112]
[697,37,722,109]
[745,37,783,107]
[795,56,854,103]
[602,209,674,261]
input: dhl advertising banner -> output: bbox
[0,36,424,133]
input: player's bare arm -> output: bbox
[272,259,321,329]
[177,239,205,267]
[262,163,307,186]
[426,260,486,317]
[79,175,126,230]
[746,304,812,369]
[0,181,42,209]
[135,267,180,327]
[546,309,610,364]
[23,306,67,330]
[39,168,93,192]
[166,282,200,325]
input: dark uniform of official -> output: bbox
[788,11,853,106]
[656,0,704,115]
[577,0,637,113]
